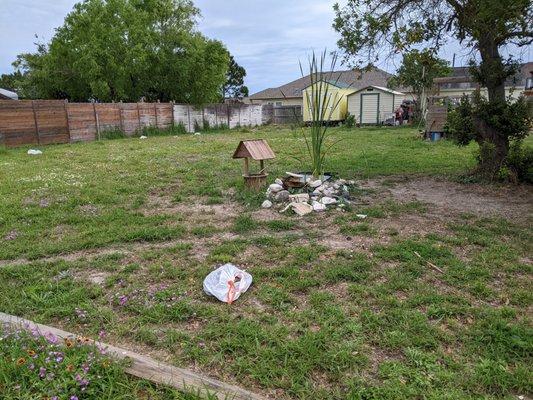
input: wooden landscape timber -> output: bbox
[0,312,268,400]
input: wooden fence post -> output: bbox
[187,105,191,133]
[170,102,175,129]
[92,103,100,140]
[137,103,142,132]
[118,102,124,133]
[31,100,40,145]
[64,100,71,142]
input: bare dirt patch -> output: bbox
[386,177,533,221]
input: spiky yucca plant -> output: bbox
[300,50,345,179]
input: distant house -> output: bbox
[434,62,533,100]
[249,68,409,106]
[0,88,18,100]
[302,80,356,122]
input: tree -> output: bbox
[221,55,249,99]
[388,50,451,119]
[10,0,229,104]
[333,0,532,176]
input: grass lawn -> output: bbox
[0,125,531,399]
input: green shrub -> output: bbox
[344,113,356,128]
[506,141,533,183]
[100,128,125,140]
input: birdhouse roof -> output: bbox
[232,139,275,160]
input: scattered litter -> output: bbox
[414,251,444,274]
[203,264,252,304]
[27,149,42,155]
[356,214,367,219]
[193,132,201,135]
[139,135,148,139]
[261,200,272,209]
[286,172,304,178]
[274,178,284,186]
[291,202,313,216]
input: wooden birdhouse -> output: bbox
[232,139,276,190]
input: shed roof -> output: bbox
[0,88,18,100]
[348,86,405,96]
[232,139,276,160]
[250,68,406,100]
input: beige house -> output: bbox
[434,62,533,100]
[249,68,406,106]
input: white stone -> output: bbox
[27,149,42,155]
[261,200,273,209]
[289,193,309,203]
[274,178,283,186]
[356,214,368,219]
[139,135,148,139]
[292,202,313,216]
[312,189,321,196]
[309,179,322,188]
[337,179,347,185]
[312,201,327,212]
[274,190,290,202]
[194,132,201,135]
[316,185,325,192]
[333,184,340,190]
[269,183,283,193]
[321,196,337,205]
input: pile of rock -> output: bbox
[262,175,355,216]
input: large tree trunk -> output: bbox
[475,38,509,177]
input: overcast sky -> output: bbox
[1,0,531,94]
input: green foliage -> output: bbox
[0,327,162,399]
[445,94,531,180]
[507,141,533,183]
[388,49,450,117]
[10,0,229,104]
[344,112,356,128]
[444,96,476,146]
[222,55,249,99]
[301,50,343,178]
[100,128,126,140]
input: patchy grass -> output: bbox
[0,125,531,399]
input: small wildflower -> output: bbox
[98,330,106,340]
[66,364,74,372]
[27,349,36,357]
[64,338,74,348]
[70,396,79,400]
[118,295,128,306]
[44,332,58,344]
[39,367,46,378]
[16,357,26,366]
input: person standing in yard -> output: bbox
[395,105,404,125]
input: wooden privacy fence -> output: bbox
[0,101,267,148]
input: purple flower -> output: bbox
[98,330,106,340]
[70,396,79,400]
[39,367,46,378]
[118,295,128,306]
[44,332,58,344]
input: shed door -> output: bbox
[360,93,380,124]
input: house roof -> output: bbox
[0,88,18,100]
[438,62,533,89]
[348,86,405,96]
[250,68,404,100]
[232,139,276,160]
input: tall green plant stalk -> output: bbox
[300,50,345,179]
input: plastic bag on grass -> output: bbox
[203,263,252,304]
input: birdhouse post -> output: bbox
[232,139,276,191]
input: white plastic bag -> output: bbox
[203,263,252,304]
[27,149,42,155]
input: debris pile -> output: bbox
[262,173,355,216]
